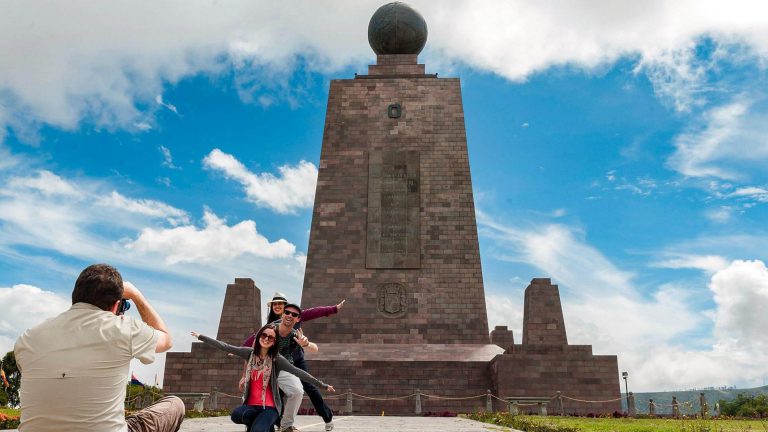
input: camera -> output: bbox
[117,299,131,316]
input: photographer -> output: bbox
[14,263,184,432]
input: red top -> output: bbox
[246,369,275,407]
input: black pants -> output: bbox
[293,355,333,423]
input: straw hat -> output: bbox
[266,291,288,306]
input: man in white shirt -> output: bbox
[14,263,185,432]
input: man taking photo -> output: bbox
[14,263,184,432]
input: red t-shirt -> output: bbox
[246,369,275,407]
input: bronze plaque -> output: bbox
[367,150,420,268]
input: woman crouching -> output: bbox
[191,324,335,432]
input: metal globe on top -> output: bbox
[368,2,428,55]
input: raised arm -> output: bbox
[191,332,252,360]
[300,300,344,322]
[123,281,172,353]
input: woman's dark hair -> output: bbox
[71,264,124,311]
[266,302,284,323]
[253,323,279,359]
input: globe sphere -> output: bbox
[368,2,428,55]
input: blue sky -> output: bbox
[2,1,768,392]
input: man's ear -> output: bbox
[109,300,120,315]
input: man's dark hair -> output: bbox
[71,264,124,311]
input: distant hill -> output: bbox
[621,385,768,415]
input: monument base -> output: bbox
[302,343,504,415]
[491,345,622,415]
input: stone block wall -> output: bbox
[301,343,504,415]
[490,346,621,414]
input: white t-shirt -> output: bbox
[14,302,157,432]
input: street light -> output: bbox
[622,371,629,414]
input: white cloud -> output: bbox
[3,1,768,137]
[729,186,768,202]
[705,206,734,223]
[155,95,179,115]
[203,149,317,214]
[127,209,296,264]
[668,98,768,180]
[0,284,70,356]
[97,191,189,225]
[478,212,635,297]
[710,260,768,353]
[0,169,189,260]
[652,253,729,273]
[6,170,81,197]
[158,145,180,170]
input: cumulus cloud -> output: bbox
[0,284,70,355]
[710,260,768,352]
[203,149,317,214]
[127,208,296,264]
[2,1,768,137]
[478,212,768,390]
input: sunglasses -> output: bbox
[283,310,300,318]
[260,334,276,342]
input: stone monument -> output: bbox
[164,2,622,415]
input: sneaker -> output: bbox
[325,422,334,431]
[281,427,300,432]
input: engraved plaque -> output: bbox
[367,150,420,268]
[376,282,408,317]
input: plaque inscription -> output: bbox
[366,150,420,268]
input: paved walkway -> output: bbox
[1,414,520,432]
[179,415,520,432]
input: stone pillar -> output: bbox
[539,402,547,416]
[345,389,353,414]
[648,399,655,416]
[211,387,218,410]
[699,393,708,417]
[490,326,515,352]
[510,401,519,416]
[628,392,636,417]
[672,397,680,418]
[522,279,568,346]
[486,389,493,412]
[415,389,422,415]
[556,391,564,416]
[216,278,261,345]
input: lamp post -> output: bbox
[622,371,629,414]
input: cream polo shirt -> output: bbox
[14,302,158,432]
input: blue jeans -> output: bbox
[230,404,279,432]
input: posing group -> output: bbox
[191,292,344,432]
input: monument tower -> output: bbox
[300,1,489,345]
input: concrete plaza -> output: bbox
[178,415,520,432]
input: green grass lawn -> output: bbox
[0,408,19,416]
[467,413,768,432]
